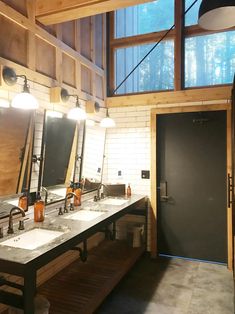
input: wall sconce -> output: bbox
[61,88,86,121]
[2,67,38,110]
[198,0,235,30]
[95,102,116,128]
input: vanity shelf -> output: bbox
[38,240,145,314]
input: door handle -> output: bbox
[228,174,233,208]
[159,181,170,202]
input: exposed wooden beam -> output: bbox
[107,86,232,107]
[36,0,154,25]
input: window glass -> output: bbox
[115,0,174,39]
[185,31,235,87]
[185,0,202,26]
[114,41,174,94]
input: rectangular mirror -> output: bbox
[40,111,85,203]
[0,107,34,217]
[81,122,106,192]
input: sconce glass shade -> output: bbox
[198,0,235,30]
[11,91,38,110]
[0,98,10,108]
[67,106,86,120]
[100,116,116,128]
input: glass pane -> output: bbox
[115,0,174,39]
[185,31,235,87]
[185,0,202,26]
[114,41,174,94]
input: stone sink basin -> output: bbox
[0,228,64,250]
[63,209,106,222]
[99,198,129,206]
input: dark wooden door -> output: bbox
[157,110,227,263]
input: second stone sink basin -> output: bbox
[100,198,129,206]
[0,228,64,250]
[63,209,106,222]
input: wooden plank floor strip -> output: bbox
[39,240,144,314]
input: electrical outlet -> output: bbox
[97,167,101,173]
[118,170,122,176]
[141,170,150,179]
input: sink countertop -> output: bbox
[0,194,146,267]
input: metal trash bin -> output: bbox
[9,294,50,314]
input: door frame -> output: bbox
[150,103,233,270]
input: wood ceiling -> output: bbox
[36,0,154,25]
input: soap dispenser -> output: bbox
[18,189,28,211]
[34,192,45,222]
[127,183,131,197]
[74,182,82,206]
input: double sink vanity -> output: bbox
[0,194,146,313]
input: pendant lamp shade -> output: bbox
[198,0,235,30]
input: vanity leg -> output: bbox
[23,271,36,314]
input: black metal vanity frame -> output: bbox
[0,197,147,313]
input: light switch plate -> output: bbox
[141,170,150,179]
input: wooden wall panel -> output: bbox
[80,17,92,61]
[36,37,56,78]
[96,74,104,100]
[1,0,26,16]
[95,14,103,69]
[81,65,92,94]
[0,16,27,67]
[37,21,57,37]
[62,21,75,50]
[62,53,76,87]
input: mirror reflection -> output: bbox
[40,112,84,203]
[81,122,106,192]
[0,107,34,216]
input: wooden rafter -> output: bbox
[36,0,154,25]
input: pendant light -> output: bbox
[198,0,235,30]
[2,67,38,110]
[61,88,86,121]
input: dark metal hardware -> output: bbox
[7,206,25,234]
[58,207,63,215]
[227,174,233,208]
[18,219,25,231]
[159,181,170,202]
[70,240,88,262]
[32,154,43,163]
[70,203,74,211]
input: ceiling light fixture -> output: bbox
[2,66,38,110]
[61,88,86,121]
[198,0,235,30]
[94,102,116,128]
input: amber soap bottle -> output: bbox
[18,190,28,211]
[74,182,82,206]
[34,193,45,222]
[127,183,131,197]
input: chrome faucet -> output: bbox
[41,186,48,204]
[7,206,26,234]
[64,192,78,213]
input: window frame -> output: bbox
[108,0,235,96]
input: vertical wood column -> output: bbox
[26,0,36,71]
[174,0,184,91]
[75,20,81,93]
[91,16,96,98]
[103,14,107,101]
[55,25,63,85]
[108,12,115,96]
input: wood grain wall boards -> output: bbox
[81,65,92,95]
[62,53,76,87]
[1,0,27,17]
[0,1,106,107]
[35,0,154,25]
[0,16,27,67]
[96,74,104,100]
[107,86,232,108]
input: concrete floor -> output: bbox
[96,255,234,314]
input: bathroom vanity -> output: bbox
[0,194,147,313]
